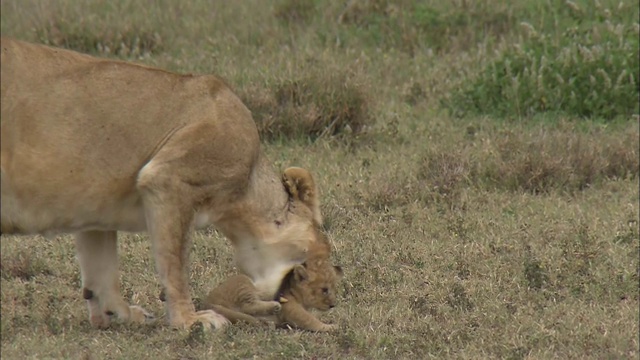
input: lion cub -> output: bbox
[203,257,343,332]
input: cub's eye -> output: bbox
[322,287,329,295]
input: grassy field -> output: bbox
[1,0,638,359]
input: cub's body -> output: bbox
[204,241,342,332]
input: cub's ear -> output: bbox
[293,264,309,282]
[282,167,322,226]
[334,265,344,279]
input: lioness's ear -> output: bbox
[282,167,322,226]
[334,265,344,279]
[293,264,309,282]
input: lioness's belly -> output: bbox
[0,129,152,234]
[0,174,148,235]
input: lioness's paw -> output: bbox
[89,312,111,329]
[182,310,230,330]
[89,305,154,329]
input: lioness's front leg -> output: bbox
[136,123,240,330]
[75,231,153,328]
[139,188,229,330]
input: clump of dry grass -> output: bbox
[240,71,371,141]
[418,149,470,196]
[415,123,639,195]
[0,250,52,281]
[362,176,414,212]
[274,0,316,25]
[523,247,550,290]
[480,126,639,193]
[358,121,638,215]
[35,19,163,57]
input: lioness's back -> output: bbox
[0,37,258,234]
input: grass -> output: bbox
[240,68,371,141]
[446,0,639,120]
[1,0,638,359]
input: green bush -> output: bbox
[447,1,639,120]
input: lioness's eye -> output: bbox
[322,287,329,295]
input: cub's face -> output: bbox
[292,260,344,311]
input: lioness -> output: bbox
[0,37,326,330]
[202,237,343,332]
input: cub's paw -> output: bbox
[268,301,282,315]
[129,305,155,324]
[319,324,338,333]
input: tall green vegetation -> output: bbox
[447,1,639,120]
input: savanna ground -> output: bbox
[1,0,638,359]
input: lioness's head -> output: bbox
[224,165,332,297]
[261,166,327,260]
[289,258,344,311]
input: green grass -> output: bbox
[1,0,638,359]
[444,0,640,120]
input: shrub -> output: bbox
[239,71,370,141]
[447,1,639,120]
[478,125,639,193]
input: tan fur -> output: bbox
[202,239,343,332]
[0,37,325,330]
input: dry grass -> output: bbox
[0,250,52,281]
[1,0,639,359]
[239,70,371,141]
[35,18,163,58]
[417,122,639,195]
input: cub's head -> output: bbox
[289,257,344,311]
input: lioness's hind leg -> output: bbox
[75,231,153,328]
